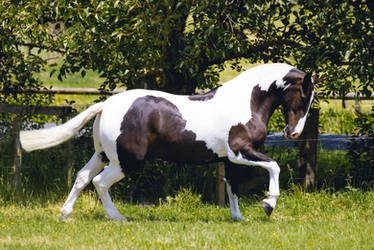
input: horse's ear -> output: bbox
[302,72,313,95]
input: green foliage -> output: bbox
[347,108,374,187]
[268,107,361,135]
[268,108,286,132]
[280,1,374,98]
[2,1,373,96]
[0,2,53,106]
[318,108,357,134]
[351,108,374,136]
[317,150,355,190]
[164,188,202,209]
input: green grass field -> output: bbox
[1,188,373,249]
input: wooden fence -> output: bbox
[0,104,73,190]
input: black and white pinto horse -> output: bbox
[20,63,314,221]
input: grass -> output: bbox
[1,188,374,249]
[37,52,104,89]
[35,51,105,106]
[320,99,373,113]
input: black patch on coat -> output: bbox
[228,83,281,157]
[116,95,218,174]
[188,85,221,101]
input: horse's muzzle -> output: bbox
[284,126,300,139]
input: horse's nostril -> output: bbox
[290,132,300,139]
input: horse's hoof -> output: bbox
[59,215,71,222]
[232,214,249,221]
[109,215,128,222]
[262,202,274,217]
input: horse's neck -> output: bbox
[254,101,279,128]
[212,81,281,130]
[248,86,282,130]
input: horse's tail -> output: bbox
[20,102,104,152]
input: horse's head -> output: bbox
[281,69,315,139]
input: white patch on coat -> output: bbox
[236,63,295,91]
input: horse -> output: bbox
[20,63,315,221]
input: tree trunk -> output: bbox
[164,70,197,95]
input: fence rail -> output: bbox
[323,92,374,100]
[0,103,72,116]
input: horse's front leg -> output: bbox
[227,145,280,217]
[223,160,248,221]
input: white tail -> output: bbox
[20,102,104,152]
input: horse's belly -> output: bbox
[146,132,220,164]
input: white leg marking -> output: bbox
[60,153,105,220]
[260,161,280,208]
[92,164,126,221]
[228,152,280,209]
[226,182,247,221]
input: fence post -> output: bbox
[216,162,225,205]
[12,118,22,190]
[354,96,361,111]
[298,108,319,191]
[62,115,73,190]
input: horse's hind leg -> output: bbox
[60,114,106,220]
[92,163,126,221]
[60,153,105,220]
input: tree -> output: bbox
[1,0,373,97]
[278,0,374,98]
[42,0,273,94]
[0,1,52,105]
